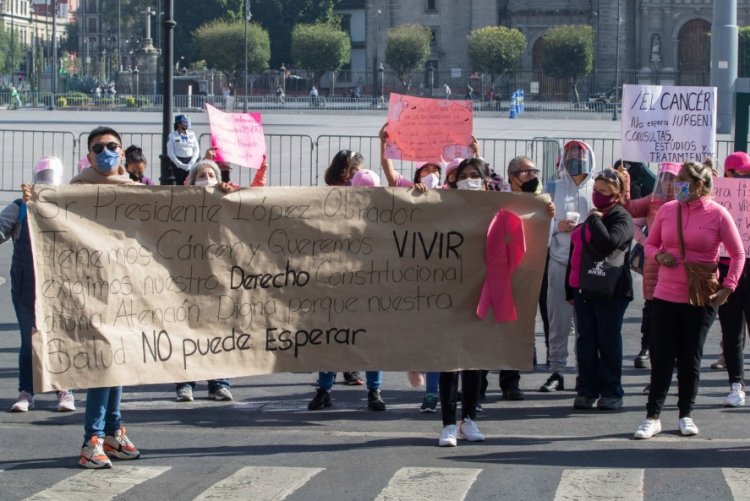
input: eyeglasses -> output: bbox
[90,142,121,154]
[514,168,540,178]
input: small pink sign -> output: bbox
[206,104,265,169]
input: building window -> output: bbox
[427,0,436,11]
[341,14,352,37]
[430,27,438,47]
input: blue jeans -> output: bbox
[574,291,629,399]
[316,371,382,391]
[176,380,230,392]
[425,372,440,395]
[12,298,34,394]
[84,386,123,443]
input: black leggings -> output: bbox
[718,262,750,385]
[440,370,480,426]
[647,299,715,419]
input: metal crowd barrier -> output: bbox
[0,129,739,192]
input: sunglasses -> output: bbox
[90,142,121,154]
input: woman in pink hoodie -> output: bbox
[623,163,679,373]
[634,160,745,440]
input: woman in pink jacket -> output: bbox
[634,160,745,439]
[623,163,679,372]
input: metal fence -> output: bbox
[0,91,632,120]
[0,129,738,192]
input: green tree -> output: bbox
[193,20,271,88]
[250,0,337,68]
[740,26,750,77]
[542,25,594,105]
[467,26,527,89]
[291,22,351,86]
[385,24,431,93]
[0,21,25,76]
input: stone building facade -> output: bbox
[364,0,750,95]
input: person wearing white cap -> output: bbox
[0,156,75,413]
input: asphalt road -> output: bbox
[0,112,747,500]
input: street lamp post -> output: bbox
[133,67,139,98]
[244,0,252,112]
[428,63,434,97]
[612,0,621,121]
[379,63,384,98]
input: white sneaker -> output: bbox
[10,391,34,412]
[678,417,699,436]
[438,425,458,447]
[458,417,485,442]
[633,418,662,439]
[56,390,76,412]
[724,383,746,407]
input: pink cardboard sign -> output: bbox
[206,104,265,169]
[713,177,750,256]
[385,93,473,162]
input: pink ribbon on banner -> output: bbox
[476,209,527,323]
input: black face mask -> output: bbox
[520,177,542,194]
[221,169,231,183]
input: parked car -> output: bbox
[587,87,621,112]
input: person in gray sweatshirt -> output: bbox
[540,140,596,392]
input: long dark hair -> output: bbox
[324,149,364,186]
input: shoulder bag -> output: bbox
[677,206,719,306]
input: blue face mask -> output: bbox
[96,148,121,173]
[674,181,691,203]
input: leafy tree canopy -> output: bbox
[291,22,351,84]
[542,25,593,103]
[467,26,527,84]
[385,24,431,93]
[193,20,270,84]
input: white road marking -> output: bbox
[25,465,170,501]
[554,468,644,501]
[722,468,750,501]
[374,467,481,501]
[193,466,324,501]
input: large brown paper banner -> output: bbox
[29,186,550,392]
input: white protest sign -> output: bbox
[621,84,716,164]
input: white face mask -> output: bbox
[195,177,218,187]
[456,178,484,191]
[421,172,440,189]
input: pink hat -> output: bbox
[658,162,681,176]
[33,156,64,185]
[351,169,381,187]
[724,151,750,172]
[444,157,464,177]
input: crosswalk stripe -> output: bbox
[722,468,750,500]
[193,466,324,501]
[554,469,644,501]
[374,467,482,501]
[25,465,170,501]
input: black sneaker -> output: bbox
[308,389,332,410]
[634,349,650,369]
[420,393,438,413]
[475,403,483,413]
[343,372,364,385]
[501,387,526,401]
[367,390,386,411]
[539,373,564,392]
